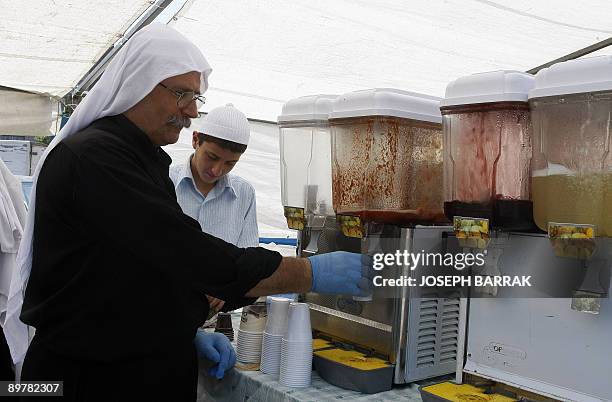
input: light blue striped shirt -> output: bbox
[169,155,259,248]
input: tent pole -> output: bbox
[527,36,612,74]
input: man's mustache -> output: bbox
[167,115,191,129]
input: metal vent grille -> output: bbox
[415,296,460,368]
[440,297,460,363]
[417,298,438,368]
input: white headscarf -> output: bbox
[4,23,212,365]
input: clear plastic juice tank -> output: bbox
[440,71,535,230]
[528,56,612,237]
[278,95,336,229]
[329,88,445,225]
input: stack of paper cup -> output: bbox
[236,304,267,364]
[279,302,313,387]
[260,297,291,375]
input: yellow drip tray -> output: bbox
[313,338,333,351]
[314,348,390,371]
[420,382,517,402]
[313,347,393,394]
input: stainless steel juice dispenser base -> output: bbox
[301,221,465,384]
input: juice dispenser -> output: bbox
[278,94,336,255]
[330,88,447,226]
[529,55,612,238]
[299,88,463,390]
[446,61,612,402]
[440,71,535,231]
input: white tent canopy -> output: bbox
[2,0,611,237]
[172,0,612,121]
[0,0,153,97]
[2,1,611,112]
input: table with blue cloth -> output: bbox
[196,312,450,402]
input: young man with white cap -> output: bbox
[170,103,257,248]
[5,23,369,402]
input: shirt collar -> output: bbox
[214,174,237,198]
[176,154,237,198]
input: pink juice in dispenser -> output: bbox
[441,71,536,231]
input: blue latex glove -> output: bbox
[308,251,372,296]
[194,330,236,379]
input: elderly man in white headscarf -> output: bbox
[4,23,368,402]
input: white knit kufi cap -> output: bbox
[198,103,250,145]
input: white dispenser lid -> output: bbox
[529,55,612,99]
[440,70,535,107]
[329,88,442,124]
[277,94,337,123]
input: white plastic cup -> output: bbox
[266,294,297,308]
[279,342,312,360]
[283,303,312,342]
[260,332,285,375]
[279,337,312,387]
[354,256,374,301]
[265,297,291,335]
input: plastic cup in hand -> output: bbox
[283,302,312,343]
[354,254,374,301]
[265,297,290,335]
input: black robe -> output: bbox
[20,115,281,401]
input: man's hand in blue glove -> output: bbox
[308,251,372,296]
[194,330,236,379]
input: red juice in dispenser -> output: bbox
[440,71,536,231]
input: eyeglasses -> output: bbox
[158,83,206,109]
